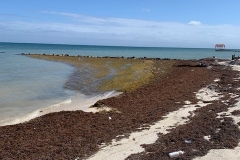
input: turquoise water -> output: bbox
[0,42,236,125]
[0,42,235,59]
[0,43,75,123]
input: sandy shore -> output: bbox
[0,91,122,126]
[1,57,240,159]
[193,63,240,160]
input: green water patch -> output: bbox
[27,55,162,93]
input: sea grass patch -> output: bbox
[28,55,173,93]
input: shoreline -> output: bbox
[0,91,122,126]
[1,56,240,159]
[2,53,158,126]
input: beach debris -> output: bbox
[203,135,211,141]
[215,128,221,133]
[214,78,220,82]
[168,150,184,158]
[184,140,191,143]
[109,116,112,120]
[184,101,191,104]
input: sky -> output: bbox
[0,0,240,48]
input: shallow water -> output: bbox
[0,91,121,126]
[0,50,75,123]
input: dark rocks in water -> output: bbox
[127,56,136,59]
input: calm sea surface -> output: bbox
[0,42,236,124]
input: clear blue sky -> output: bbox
[1,0,240,48]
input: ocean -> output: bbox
[0,42,236,125]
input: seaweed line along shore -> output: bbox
[1,52,240,160]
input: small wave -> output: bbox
[41,99,72,111]
[0,109,40,126]
[89,90,119,100]
[0,99,72,126]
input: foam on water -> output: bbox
[38,90,121,113]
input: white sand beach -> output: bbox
[87,79,224,160]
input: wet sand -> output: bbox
[1,57,240,159]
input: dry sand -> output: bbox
[193,100,240,160]
[87,80,222,160]
[193,63,240,160]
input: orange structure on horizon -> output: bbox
[215,44,225,50]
